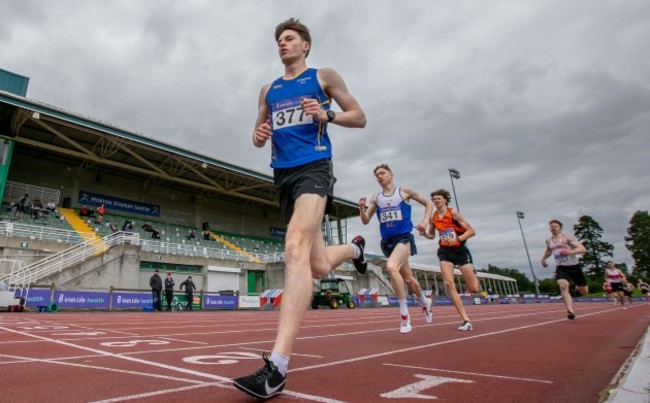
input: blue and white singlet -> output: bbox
[265,68,332,169]
[375,187,413,239]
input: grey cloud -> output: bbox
[2,0,649,276]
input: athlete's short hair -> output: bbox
[549,219,563,228]
[430,189,452,205]
[275,18,312,58]
[373,164,392,174]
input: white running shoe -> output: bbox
[458,321,473,331]
[423,304,433,324]
[400,315,412,334]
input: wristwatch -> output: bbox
[326,109,336,122]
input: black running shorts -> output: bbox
[273,159,335,224]
[437,246,472,266]
[555,264,587,287]
[380,233,417,257]
[610,282,625,292]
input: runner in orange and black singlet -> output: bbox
[419,189,478,331]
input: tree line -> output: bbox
[479,211,650,295]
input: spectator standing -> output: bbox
[149,269,163,311]
[180,275,197,311]
[97,204,105,224]
[14,193,29,219]
[164,272,175,311]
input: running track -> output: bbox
[0,302,648,402]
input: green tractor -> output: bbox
[311,278,355,309]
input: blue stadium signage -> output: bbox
[78,191,161,216]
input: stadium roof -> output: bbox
[0,89,359,219]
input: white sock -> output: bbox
[398,300,409,316]
[419,292,429,307]
[351,243,361,259]
[270,351,289,377]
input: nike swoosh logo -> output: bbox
[265,379,284,395]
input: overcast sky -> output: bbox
[2,0,649,279]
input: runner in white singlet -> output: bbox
[541,219,587,320]
[604,260,627,307]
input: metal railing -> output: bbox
[1,227,286,287]
[0,232,138,287]
[139,239,285,263]
[0,221,94,244]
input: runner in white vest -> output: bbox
[541,219,587,320]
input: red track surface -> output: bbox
[0,302,648,402]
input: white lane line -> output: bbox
[290,307,622,373]
[239,346,323,358]
[0,325,232,381]
[159,337,208,345]
[115,310,574,357]
[0,353,102,365]
[0,353,208,384]
[383,363,553,384]
[0,327,346,403]
[88,383,223,403]
[90,383,346,403]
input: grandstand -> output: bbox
[0,68,378,298]
[0,68,516,302]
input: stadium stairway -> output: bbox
[210,233,263,263]
[58,208,108,255]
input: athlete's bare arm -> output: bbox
[252,84,272,147]
[400,186,433,233]
[561,236,586,256]
[301,68,366,128]
[358,194,378,225]
[420,216,436,240]
[541,243,552,268]
[450,210,475,242]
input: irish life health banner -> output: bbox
[78,191,160,217]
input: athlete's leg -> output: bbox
[557,279,573,313]
[458,263,479,293]
[272,194,327,357]
[399,261,422,297]
[310,234,357,279]
[387,243,414,332]
[400,259,433,324]
[440,261,470,322]
[386,243,411,301]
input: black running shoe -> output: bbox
[233,353,286,400]
[351,235,367,274]
[567,311,576,320]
